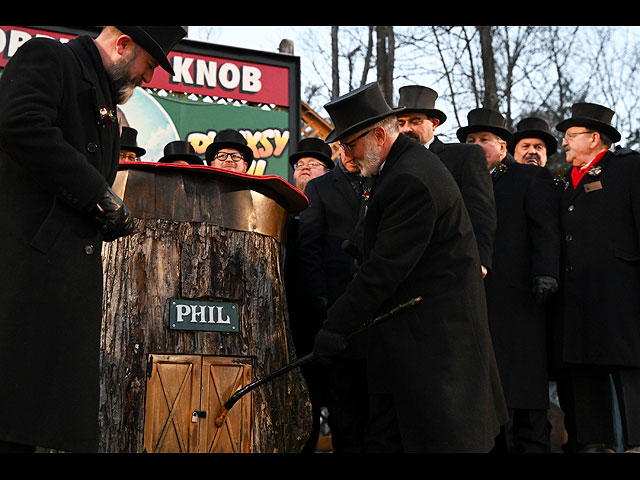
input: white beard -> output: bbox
[358,136,382,177]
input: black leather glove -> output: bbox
[532,275,558,304]
[313,326,348,365]
[93,186,135,242]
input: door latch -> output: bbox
[191,410,207,423]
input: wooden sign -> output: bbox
[170,299,239,333]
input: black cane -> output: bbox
[214,296,422,427]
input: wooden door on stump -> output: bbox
[144,354,253,453]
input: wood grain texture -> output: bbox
[98,171,312,453]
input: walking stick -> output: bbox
[214,296,422,427]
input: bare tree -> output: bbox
[478,26,498,111]
[188,26,640,151]
[331,26,339,100]
[376,26,395,104]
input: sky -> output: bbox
[188,26,311,55]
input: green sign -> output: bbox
[118,89,291,180]
[169,299,240,333]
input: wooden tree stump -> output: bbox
[98,165,311,453]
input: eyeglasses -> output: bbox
[294,160,326,170]
[339,128,375,154]
[119,152,138,162]
[214,152,245,162]
[563,130,595,142]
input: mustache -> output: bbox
[403,131,420,141]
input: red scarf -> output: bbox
[571,150,607,187]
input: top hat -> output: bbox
[512,116,558,154]
[289,137,335,169]
[456,108,514,147]
[120,126,146,157]
[157,140,204,165]
[396,85,447,125]
[323,82,405,144]
[114,26,187,76]
[556,102,621,143]
[205,129,254,165]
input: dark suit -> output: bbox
[297,164,368,453]
[0,36,119,452]
[484,155,561,452]
[555,148,640,450]
[324,134,507,452]
[429,136,496,270]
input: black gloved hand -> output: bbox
[532,275,559,304]
[93,186,135,242]
[313,326,348,365]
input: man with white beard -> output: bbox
[312,82,508,452]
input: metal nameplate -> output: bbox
[169,299,240,333]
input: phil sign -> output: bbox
[169,299,240,333]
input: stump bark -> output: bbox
[98,166,311,453]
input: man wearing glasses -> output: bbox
[311,82,507,452]
[553,103,640,453]
[290,137,333,192]
[119,126,146,162]
[205,129,253,173]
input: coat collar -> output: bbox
[428,136,445,155]
[333,163,363,206]
[377,133,412,182]
[491,153,515,184]
[67,35,115,110]
[564,150,612,203]
[66,35,120,184]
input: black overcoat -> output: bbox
[297,166,361,306]
[557,149,640,367]
[325,134,507,452]
[0,36,119,452]
[483,157,560,409]
[297,166,364,358]
[429,136,497,270]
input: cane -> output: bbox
[213,296,422,427]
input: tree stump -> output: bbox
[99,164,311,453]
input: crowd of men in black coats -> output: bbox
[285,82,640,454]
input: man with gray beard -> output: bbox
[0,26,186,453]
[312,82,507,452]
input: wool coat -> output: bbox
[298,165,362,307]
[0,35,119,452]
[483,156,561,409]
[556,149,640,367]
[429,136,497,270]
[325,134,508,452]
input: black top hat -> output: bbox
[157,140,204,165]
[323,82,405,144]
[288,137,335,169]
[205,129,254,165]
[114,26,187,76]
[556,102,621,143]
[512,116,558,154]
[456,108,514,147]
[396,85,447,125]
[120,126,146,157]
